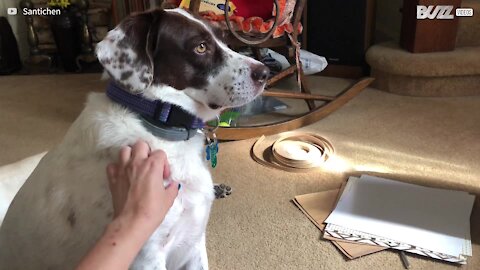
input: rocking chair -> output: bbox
[185,0,373,140]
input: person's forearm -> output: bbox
[76,215,156,270]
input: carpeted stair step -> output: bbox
[366,42,480,96]
[456,0,480,47]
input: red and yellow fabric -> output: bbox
[175,0,302,38]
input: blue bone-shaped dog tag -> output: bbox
[205,141,219,168]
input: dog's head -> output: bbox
[96,8,268,121]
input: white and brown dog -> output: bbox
[0,8,267,270]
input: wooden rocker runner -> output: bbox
[213,77,374,140]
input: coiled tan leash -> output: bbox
[251,132,334,172]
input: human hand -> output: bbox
[106,140,179,230]
[77,141,179,270]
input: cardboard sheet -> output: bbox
[293,189,386,259]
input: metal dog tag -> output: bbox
[203,115,220,168]
[205,136,218,168]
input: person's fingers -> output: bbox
[148,149,167,160]
[164,182,180,205]
[131,140,150,162]
[119,146,132,167]
[106,164,117,183]
[147,150,169,180]
[147,150,167,169]
[163,158,171,179]
[106,163,116,177]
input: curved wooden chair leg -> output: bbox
[252,47,263,61]
[299,68,316,110]
[213,77,375,141]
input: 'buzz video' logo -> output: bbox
[417,5,474,19]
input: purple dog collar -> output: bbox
[106,82,205,141]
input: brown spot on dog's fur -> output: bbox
[94,199,106,208]
[140,73,151,84]
[100,9,230,92]
[45,182,54,197]
[117,38,129,49]
[121,71,133,80]
[118,52,131,64]
[125,10,225,90]
[67,209,76,228]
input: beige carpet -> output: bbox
[367,42,480,97]
[0,73,479,269]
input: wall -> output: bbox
[375,0,403,43]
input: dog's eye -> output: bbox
[194,43,207,54]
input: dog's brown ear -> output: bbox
[96,10,162,92]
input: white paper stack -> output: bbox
[324,175,475,264]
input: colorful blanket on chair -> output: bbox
[176,0,302,38]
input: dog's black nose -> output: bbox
[251,64,269,84]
